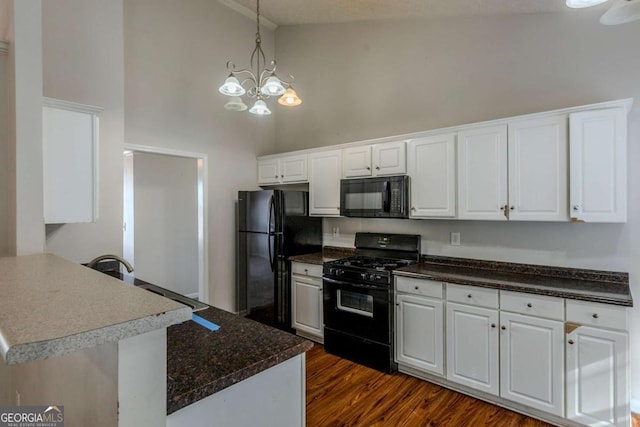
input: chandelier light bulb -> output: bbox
[219,76,246,96]
[277,88,302,107]
[224,96,248,111]
[249,99,272,115]
[261,76,286,96]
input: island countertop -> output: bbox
[0,254,192,365]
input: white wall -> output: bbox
[42,0,125,262]
[130,152,199,297]
[124,0,277,310]
[274,10,640,406]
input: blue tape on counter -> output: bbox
[191,313,220,331]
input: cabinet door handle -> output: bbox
[281,174,284,178]
[592,313,599,319]
[366,166,371,170]
[304,269,308,274]
[467,294,472,298]
[491,323,496,328]
[501,325,506,330]
[510,206,515,211]
[375,166,380,170]
[411,207,416,211]
[527,303,533,308]
[414,286,420,290]
[568,339,575,345]
[573,205,580,211]
[396,303,400,307]
[274,175,278,179]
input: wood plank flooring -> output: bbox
[306,344,553,427]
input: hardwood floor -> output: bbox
[306,344,552,427]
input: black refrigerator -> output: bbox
[237,190,322,331]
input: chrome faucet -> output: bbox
[86,255,134,273]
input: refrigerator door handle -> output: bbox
[268,233,275,272]
[268,195,275,234]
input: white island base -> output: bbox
[167,353,306,427]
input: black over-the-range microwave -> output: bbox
[340,175,410,218]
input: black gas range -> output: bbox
[323,233,421,373]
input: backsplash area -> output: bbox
[322,217,629,273]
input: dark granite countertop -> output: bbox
[288,246,354,264]
[396,255,632,307]
[98,269,313,415]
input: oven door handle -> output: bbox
[323,277,384,290]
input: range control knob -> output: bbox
[360,272,369,280]
[336,269,344,276]
[329,268,335,276]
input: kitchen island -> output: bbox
[108,272,314,427]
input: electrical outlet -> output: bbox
[332,227,340,237]
[450,232,461,246]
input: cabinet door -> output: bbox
[257,158,280,185]
[292,275,323,338]
[309,149,342,217]
[408,134,456,218]
[566,326,629,427]
[508,116,568,222]
[457,125,508,220]
[395,294,444,376]
[446,303,499,395]
[43,102,100,224]
[281,154,308,183]
[342,146,372,178]
[373,141,406,176]
[569,108,627,223]
[500,312,564,416]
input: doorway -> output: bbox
[123,144,208,302]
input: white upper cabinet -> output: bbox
[458,125,508,220]
[508,116,568,221]
[373,141,406,176]
[43,98,102,224]
[569,108,627,223]
[343,141,406,178]
[458,116,569,222]
[343,146,373,178]
[309,149,342,217]
[408,134,456,218]
[257,158,280,185]
[257,154,308,185]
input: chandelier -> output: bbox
[218,0,302,115]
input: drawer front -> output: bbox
[500,290,564,320]
[396,276,443,299]
[566,299,628,331]
[291,262,322,278]
[446,283,499,309]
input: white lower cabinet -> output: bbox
[395,293,444,376]
[291,262,323,342]
[446,302,499,395]
[393,277,635,427]
[499,312,564,416]
[566,299,630,427]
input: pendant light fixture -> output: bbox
[218,0,302,115]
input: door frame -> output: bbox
[124,143,209,303]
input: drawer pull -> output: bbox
[467,294,472,298]
[568,339,575,345]
[304,269,308,273]
[527,303,533,308]
[592,313,599,319]
[415,286,419,290]
[501,325,506,330]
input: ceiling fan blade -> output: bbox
[600,0,640,24]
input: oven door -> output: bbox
[323,277,391,345]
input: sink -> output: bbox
[136,283,209,312]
